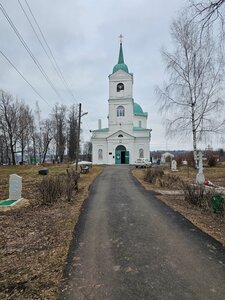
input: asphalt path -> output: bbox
[59,166,225,300]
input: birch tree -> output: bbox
[191,0,225,29]
[156,12,225,166]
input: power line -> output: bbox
[20,1,93,135]
[18,0,59,77]
[23,0,78,103]
[18,0,91,132]
[0,3,65,103]
[1,2,92,137]
[0,50,52,108]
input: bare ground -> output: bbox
[0,164,103,299]
[132,166,225,246]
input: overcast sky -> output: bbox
[0,0,223,151]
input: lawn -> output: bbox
[0,164,103,299]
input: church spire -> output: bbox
[118,42,125,64]
[118,34,124,64]
[112,34,129,74]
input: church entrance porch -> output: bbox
[115,145,129,164]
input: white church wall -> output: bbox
[134,139,150,160]
[92,141,108,164]
[108,100,133,128]
[133,115,147,128]
[109,71,133,99]
[107,140,135,164]
[132,131,150,139]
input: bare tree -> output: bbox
[156,12,225,166]
[191,1,225,26]
[0,134,8,164]
[0,90,20,165]
[29,117,39,164]
[52,104,67,163]
[68,104,78,162]
[18,102,33,163]
[83,141,92,161]
[41,119,54,163]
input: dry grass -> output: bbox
[172,165,225,187]
[0,164,103,299]
[132,166,225,246]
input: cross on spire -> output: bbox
[119,34,123,44]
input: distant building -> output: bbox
[91,40,151,164]
[161,152,174,164]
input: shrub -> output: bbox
[144,168,164,184]
[144,167,182,188]
[180,182,211,208]
[37,176,64,205]
[37,169,80,205]
[208,156,217,167]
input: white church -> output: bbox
[91,39,151,165]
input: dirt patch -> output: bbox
[0,164,103,299]
[132,167,225,246]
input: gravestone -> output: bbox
[9,174,22,200]
[171,160,178,171]
[196,151,205,184]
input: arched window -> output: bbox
[98,149,103,160]
[117,106,125,117]
[139,148,144,158]
[117,83,124,92]
[118,134,123,137]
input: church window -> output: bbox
[139,148,144,158]
[139,121,142,128]
[98,149,103,160]
[117,106,125,117]
[117,83,124,92]
[118,134,123,137]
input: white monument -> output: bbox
[196,152,205,185]
[9,174,22,200]
[171,159,178,171]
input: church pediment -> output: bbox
[106,130,135,140]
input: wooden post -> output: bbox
[75,103,81,171]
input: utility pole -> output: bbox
[75,103,88,171]
[76,103,81,171]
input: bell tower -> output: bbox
[108,36,134,132]
[109,36,133,100]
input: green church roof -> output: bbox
[133,102,148,117]
[113,42,129,74]
[93,128,109,132]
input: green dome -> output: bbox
[133,102,148,116]
[134,102,144,114]
[113,63,129,74]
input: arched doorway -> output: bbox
[115,145,129,164]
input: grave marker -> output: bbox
[9,174,22,200]
[171,160,178,171]
[196,151,205,185]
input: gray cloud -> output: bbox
[1,0,218,151]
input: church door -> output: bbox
[125,151,129,164]
[115,145,129,164]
